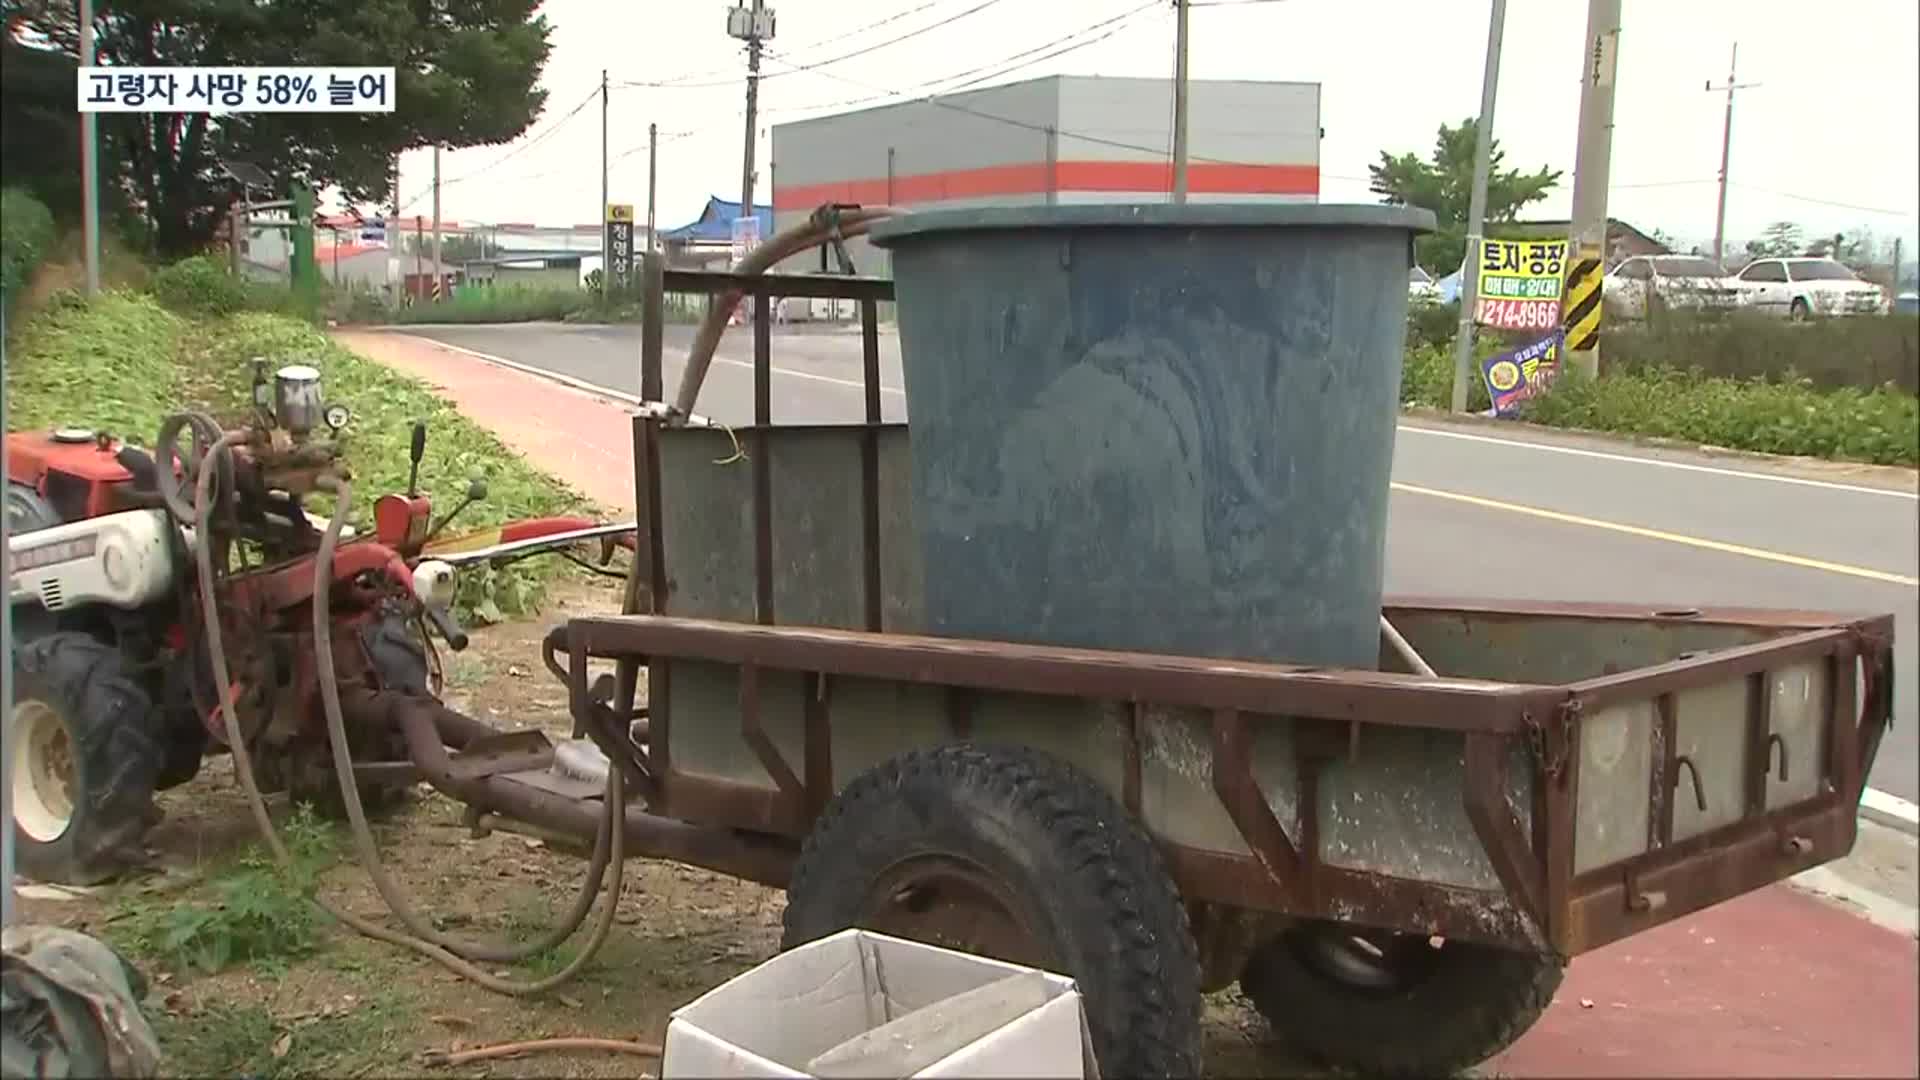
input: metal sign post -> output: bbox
[3,300,15,926]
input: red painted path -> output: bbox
[338,329,1920,1078]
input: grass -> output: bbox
[6,286,587,617]
[150,994,415,1079]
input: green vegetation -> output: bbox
[1370,119,1562,275]
[9,2,550,257]
[1399,310,1919,466]
[1605,311,1918,394]
[8,284,584,616]
[6,291,186,435]
[109,806,335,975]
[1525,367,1918,466]
[385,283,593,324]
[150,995,415,1079]
[1,187,57,317]
[151,254,321,320]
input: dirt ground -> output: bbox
[14,574,1294,1079]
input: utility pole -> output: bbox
[600,68,610,300]
[647,122,659,253]
[1171,0,1190,203]
[730,0,774,219]
[1566,0,1621,379]
[1448,0,1507,414]
[431,144,443,302]
[1706,43,1758,268]
[79,0,100,295]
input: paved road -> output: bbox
[396,321,1920,802]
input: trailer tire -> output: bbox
[1240,921,1563,1077]
[9,633,162,885]
[781,742,1202,1079]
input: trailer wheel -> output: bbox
[781,743,1202,1079]
[9,633,162,885]
[1240,920,1563,1077]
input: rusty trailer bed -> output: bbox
[559,601,1893,958]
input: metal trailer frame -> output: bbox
[556,256,1895,968]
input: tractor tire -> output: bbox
[780,743,1202,1079]
[1239,920,1563,1078]
[9,633,163,885]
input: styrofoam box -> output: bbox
[661,928,1097,1079]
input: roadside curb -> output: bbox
[1863,787,1920,836]
[1398,405,1920,490]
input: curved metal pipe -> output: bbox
[670,206,900,419]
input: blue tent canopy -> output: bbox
[660,196,774,244]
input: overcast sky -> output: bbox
[393,0,1920,258]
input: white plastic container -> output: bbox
[662,929,1096,1079]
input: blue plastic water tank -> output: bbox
[869,203,1435,669]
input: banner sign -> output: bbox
[729,214,760,267]
[1474,238,1568,331]
[1481,331,1563,418]
[605,203,635,291]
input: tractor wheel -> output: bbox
[9,633,163,885]
[781,743,1202,1079]
[1239,920,1563,1078]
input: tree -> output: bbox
[1369,119,1563,274]
[6,0,552,258]
[1744,220,1804,260]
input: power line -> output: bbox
[619,0,1015,91]
[395,86,601,214]
[763,18,1309,172]
[1610,178,1717,189]
[762,1,1163,122]
[614,0,961,91]
[1729,182,1915,219]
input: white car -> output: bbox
[1732,257,1889,320]
[1409,266,1441,304]
[1602,255,1739,320]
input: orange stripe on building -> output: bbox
[773,160,1318,211]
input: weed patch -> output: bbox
[109,806,336,976]
[6,290,185,437]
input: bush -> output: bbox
[1524,367,1919,466]
[153,254,272,316]
[1,187,57,314]
[1406,299,1459,353]
[1605,310,1918,394]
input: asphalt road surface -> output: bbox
[397,321,1920,802]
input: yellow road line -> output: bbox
[1392,482,1920,587]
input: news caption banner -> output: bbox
[76,66,396,112]
[1473,237,1569,333]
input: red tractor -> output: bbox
[7,361,632,884]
